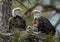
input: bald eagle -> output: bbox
[32,10,55,35]
[9,7,26,31]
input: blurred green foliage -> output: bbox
[12,30,29,42]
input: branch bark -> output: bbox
[24,3,40,15]
[42,5,60,13]
[16,0,60,15]
[16,0,28,9]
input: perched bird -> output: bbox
[32,9,55,35]
[9,7,26,31]
[32,10,42,24]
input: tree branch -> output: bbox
[24,3,40,15]
[16,0,28,9]
[42,5,60,13]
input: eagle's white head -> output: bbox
[12,7,23,17]
[32,10,42,19]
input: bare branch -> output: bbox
[16,0,28,9]
[24,3,40,15]
[42,5,60,13]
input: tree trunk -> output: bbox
[2,0,12,28]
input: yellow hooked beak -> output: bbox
[20,9,24,12]
[31,10,37,14]
[31,10,41,14]
[20,9,25,15]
